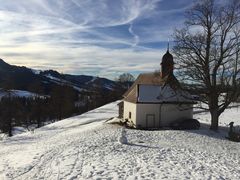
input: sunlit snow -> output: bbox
[0,101,240,179]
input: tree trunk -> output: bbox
[8,128,13,137]
[37,117,41,128]
[8,118,13,137]
[210,109,219,131]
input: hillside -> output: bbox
[0,59,130,138]
[0,59,123,95]
[0,102,240,179]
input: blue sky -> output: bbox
[0,0,195,79]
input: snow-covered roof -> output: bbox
[124,73,194,104]
[138,85,194,103]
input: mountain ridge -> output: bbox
[0,59,122,95]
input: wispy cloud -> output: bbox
[0,0,192,79]
[128,23,140,47]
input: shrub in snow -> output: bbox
[170,119,200,130]
[118,128,128,144]
[227,122,240,142]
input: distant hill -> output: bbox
[0,59,48,91]
[0,59,124,95]
[39,70,120,93]
[0,59,131,137]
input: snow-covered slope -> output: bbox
[0,90,41,99]
[0,102,240,180]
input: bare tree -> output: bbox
[117,73,135,83]
[173,0,240,130]
[0,76,16,136]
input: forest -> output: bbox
[0,82,128,136]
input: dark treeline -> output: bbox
[0,84,126,137]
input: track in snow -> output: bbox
[0,101,240,179]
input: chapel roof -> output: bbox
[123,72,191,104]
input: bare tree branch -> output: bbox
[173,0,240,130]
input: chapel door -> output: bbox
[146,114,155,128]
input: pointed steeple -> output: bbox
[161,43,174,78]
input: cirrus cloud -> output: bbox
[0,0,194,79]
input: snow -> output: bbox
[0,90,42,99]
[138,84,193,103]
[45,74,68,84]
[44,74,83,92]
[103,84,114,91]
[0,101,240,179]
[195,104,240,126]
[11,127,28,136]
[31,69,41,75]
[72,86,84,92]
[86,77,97,84]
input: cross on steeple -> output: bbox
[167,38,170,51]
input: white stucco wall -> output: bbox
[136,104,161,128]
[160,104,193,127]
[123,101,137,126]
[136,103,193,128]
[123,101,193,129]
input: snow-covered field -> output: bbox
[0,90,41,99]
[0,101,240,180]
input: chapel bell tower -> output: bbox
[161,45,174,78]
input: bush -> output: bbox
[170,119,200,130]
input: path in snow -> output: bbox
[0,102,240,179]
